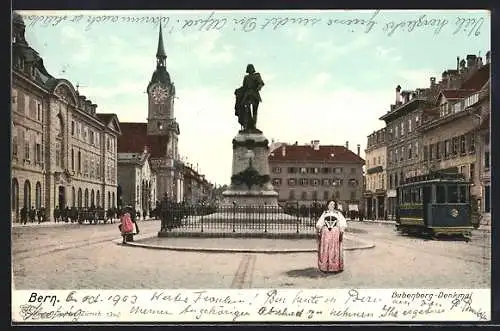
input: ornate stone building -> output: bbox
[369,52,490,223]
[11,12,121,222]
[117,26,184,202]
[363,128,388,220]
[117,148,157,215]
[268,140,365,210]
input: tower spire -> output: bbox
[156,25,167,67]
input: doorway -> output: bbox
[58,186,66,209]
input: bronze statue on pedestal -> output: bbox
[234,64,265,132]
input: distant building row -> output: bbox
[364,52,491,223]
[268,140,365,211]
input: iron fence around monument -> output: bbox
[158,204,325,237]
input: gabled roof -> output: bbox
[438,89,476,101]
[96,113,121,135]
[460,63,490,90]
[269,145,364,164]
[117,122,168,158]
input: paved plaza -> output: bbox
[12,220,490,289]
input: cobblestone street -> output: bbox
[12,220,490,290]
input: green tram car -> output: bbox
[395,172,475,239]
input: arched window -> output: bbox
[84,188,89,208]
[23,180,31,208]
[112,192,115,208]
[108,192,111,209]
[35,181,42,209]
[90,189,95,207]
[72,187,75,207]
[96,190,100,207]
[11,178,19,220]
[77,188,82,208]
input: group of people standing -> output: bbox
[19,206,46,224]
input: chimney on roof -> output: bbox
[294,141,298,146]
[281,145,286,157]
[313,140,320,150]
[456,56,460,70]
[395,85,402,104]
[357,144,360,156]
[345,141,349,150]
[466,54,477,68]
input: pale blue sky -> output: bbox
[18,10,490,185]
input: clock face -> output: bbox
[151,85,168,104]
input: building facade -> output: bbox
[363,128,388,220]
[476,82,491,223]
[379,86,431,218]
[117,25,184,202]
[417,59,490,222]
[268,140,365,210]
[117,149,157,215]
[182,164,212,205]
[11,12,120,223]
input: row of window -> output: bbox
[12,89,43,122]
[10,178,116,211]
[70,118,116,154]
[272,167,358,175]
[423,133,475,161]
[69,147,116,183]
[440,93,479,118]
[366,155,385,168]
[272,178,360,187]
[399,185,469,204]
[285,190,358,201]
[389,141,419,164]
[366,173,386,192]
[387,114,421,141]
[12,128,43,165]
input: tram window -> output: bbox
[416,188,422,203]
[448,185,459,203]
[436,185,446,203]
[411,188,418,203]
[459,185,467,203]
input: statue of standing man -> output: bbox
[234,64,265,132]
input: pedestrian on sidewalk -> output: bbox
[315,200,347,274]
[29,206,36,223]
[119,205,140,244]
[21,206,27,225]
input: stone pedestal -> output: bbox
[222,130,279,207]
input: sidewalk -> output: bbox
[349,219,492,232]
[117,234,376,253]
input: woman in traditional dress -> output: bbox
[316,200,347,273]
[119,205,140,244]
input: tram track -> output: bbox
[13,234,119,262]
[357,230,490,265]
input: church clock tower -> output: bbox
[147,25,180,156]
[146,25,182,201]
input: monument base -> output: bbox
[221,189,279,207]
[223,129,280,208]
